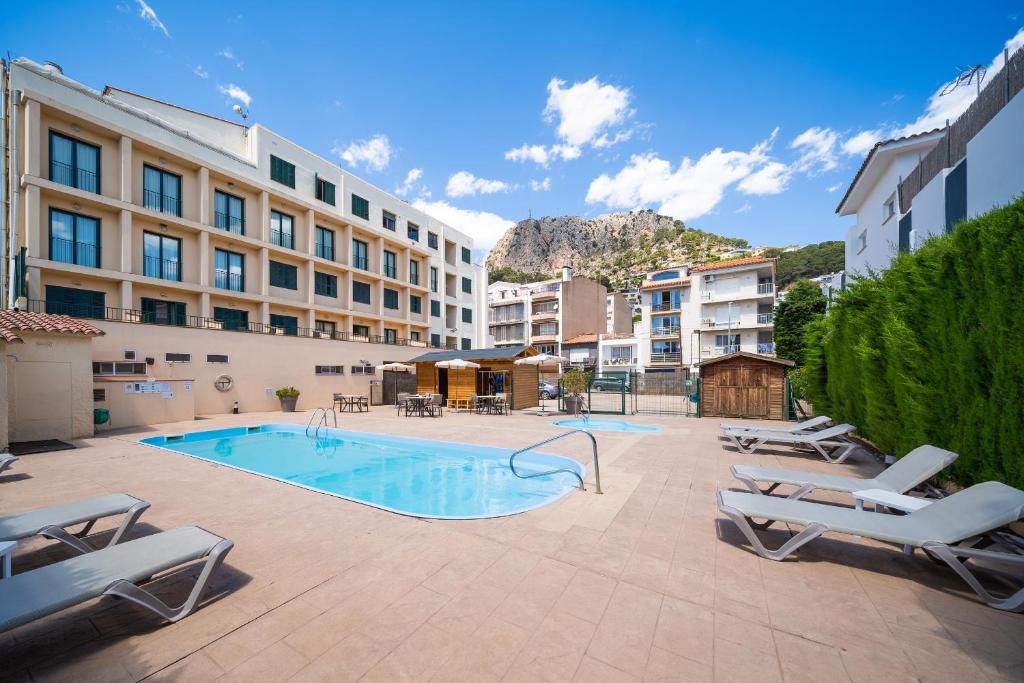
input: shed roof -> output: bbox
[0,310,106,344]
[697,351,795,368]
[409,345,537,363]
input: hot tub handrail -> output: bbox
[509,429,602,494]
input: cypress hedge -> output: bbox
[804,196,1024,489]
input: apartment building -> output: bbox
[1,58,487,356]
[487,267,629,356]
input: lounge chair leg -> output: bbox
[731,435,763,454]
[922,542,1024,612]
[787,484,815,501]
[103,538,234,622]
[719,499,826,561]
[38,501,152,554]
[105,501,152,547]
[813,441,856,464]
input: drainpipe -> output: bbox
[6,86,20,309]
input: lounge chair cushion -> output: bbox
[720,481,1024,547]
[722,416,831,433]
[0,494,145,542]
[0,526,225,632]
[731,465,869,493]
[737,424,854,444]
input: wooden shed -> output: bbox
[698,352,795,420]
[410,346,541,411]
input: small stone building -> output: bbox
[698,352,794,420]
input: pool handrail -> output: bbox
[305,407,338,439]
[509,429,602,495]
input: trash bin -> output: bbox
[94,407,110,425]
[369,380,383,406]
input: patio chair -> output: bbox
[0,454,17,475]
[396,392,410,416]
[721,415,832,435]
[0,526,234,632]
[731,444,958,500]
[0,494,151,554]
[493,392,509,415]
[427,393,444,417]
[726,423,859,462]
[717,481,1024,612]
[470,394,481,414]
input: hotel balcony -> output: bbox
[531,309,557,321]
[531,333,557,344]
[757,312,773,325]
[649,352,682,365]
[650,301,681,313]
[531,290,558,302]
[650,325,681,338]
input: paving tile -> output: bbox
[587,582,663,677]
[713,636,783,683]
[652,596,714,665]
[289,632,389,682]
[505,610,596,683]
[573,655,641,682]
[552,568,618,624]
[772,630,850,682]
[643,647,713,683]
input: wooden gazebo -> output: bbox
[410,346,540,410]
[698,352,795,420]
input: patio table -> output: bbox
[405,395,430,417]
[334,394,368,412]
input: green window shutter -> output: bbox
[141,297,156,323]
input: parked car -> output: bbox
[591,376,631,392]
[538,381,560,400]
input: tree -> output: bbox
[773,279,827,365]
[776,241,844,288]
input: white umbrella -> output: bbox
[376,362,415,372]
[514,354,568,415]
[434,358,481,369]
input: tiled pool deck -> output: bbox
[1,411,1021,682]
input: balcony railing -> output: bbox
[353,256,369,270]
[50,160,99,193]
[490,317,525,324]
[384,265,397,279]
[143,189,181,217]
[214,269,244,291]
[757,282,775,294]
[757,312,773,324]
[757,342,775,354]
[214,211,244,234]
[270,229,294,250]
[716,344,740,355]
[50,237,99,267]
[143,256,181,282]
[650,352,681,363]
[603,356,634,366]
[651,301,680,312]
[316,243,334,261]
[25,299,444,348]
[651,325,681,336]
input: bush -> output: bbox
[275,386,300,399]
[803,197,1024,488]
[773,279,827,365]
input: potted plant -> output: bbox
[561,368,591,416]
[276,386,300,412]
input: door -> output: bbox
[714,366,744,417]
[741,365,770,418]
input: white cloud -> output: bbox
[530,177,551,192]
[446,171,514,198]
[544,77,633,147]
[395,168,423,197]
[135,0,169,37]
[734,202,752,214]
[790,127,839,174]
[898,27,1024,136]
[412,200,515,251]
[738,161,791,196]
[335,135,392,172]
[585,130,779,221]
[193,65,208,79]
[218,47,244,70]
[592,129,634,148]
[217,83,251,107]
[826,182,844,193]
[840,129,884,157]
[504,143,580,167]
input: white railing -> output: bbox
[757,313,773,324]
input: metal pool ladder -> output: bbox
[305,407,337,439]
[509,429,602,494]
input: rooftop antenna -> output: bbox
[232,104,249,136]
[940,64,986,97]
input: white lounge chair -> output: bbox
[731,444,958,499]
[717,481,1024,611]
[0,526,234,632]
[0,454,16,475]
[726,423,859,462]
[721,415,832,435]
[0,494,150,554]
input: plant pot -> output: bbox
[563,395,584,415]
[279,396,298,412]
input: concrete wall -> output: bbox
[909,169,948,244]
[89,320,428,413]
[94,378,195,430]
[0,342,8,451]
[608,293,632,334]
[966,88,1024,218]
[561,277,608,340]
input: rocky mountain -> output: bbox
[485,210,750,289]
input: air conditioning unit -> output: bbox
[704,274,716,282]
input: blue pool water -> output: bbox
[139,424,584,519]
[552,418,661,433]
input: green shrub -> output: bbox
[803,197,1024,488]
[773,279,827,365]
[275,386,300,399]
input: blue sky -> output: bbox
[3,2,1023,254]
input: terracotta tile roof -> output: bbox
[691,256,775,272]
[640,277,690,290]
[0,310,106,344]
[562,334,599,345]
[834,128,943,214]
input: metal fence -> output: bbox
[629,368,698,416]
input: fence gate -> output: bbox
[557,376,627,414]
[630,368,698,416]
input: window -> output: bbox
[45,285,104,318]
[270,155,296,188]
[410,295,422,314]
[384,328,398,344]
[409,260,419,286]
[383,250,397,278]
[351,194,369,220]
[410,331,421,342]
[382,210,396,231]
[92,361,147,375]
[431,333,441,348]
[883,195,896,223]
[353,281,371,304]
[124,351,136,360]
[461,276,472,294]
[428,232,438,249]
[461,338,472,350]
[50,131,99,193]
[352,239,369,270]
[94,388,106,402]
[857,230,867,254]
[408,222,419,241]
[49,209,99,267]
[143,232,182,282]
[651,270,680,282]
[214,249,244,291]
[214,190,245,234]
[383,288,399,310]
[165,352,191,363]
[316,365,344,375]
[462,307,472,323]
[214,307,248,330]
[315,271,337,297]
[141,297,186,325]
[269,260,298,290]
[315,226,335,260]
[270,313,298,335]
[714,334,740,353]
[610,346,632,361]
[461,246,471,264]
[315,175,336,205]
[352,324,370,338]
[207,354,229,363]
[536,322,557,336]
[143,165,182,216]
[315,320,336,336]
[431,299,441,317]
[270,210,294,249]
[351,364,376,375]
[430,267,438,293]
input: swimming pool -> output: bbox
[140,424,584,519]
[552,418,661,433]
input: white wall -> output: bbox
[909,169,949,243]
[967,89,1024,218]
[844,153,921,276]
